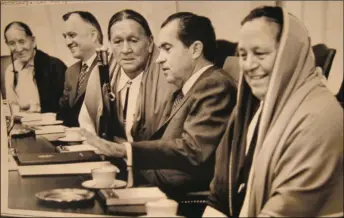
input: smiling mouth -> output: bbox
[122,58,135,62]
[69,45,77,50]
[250,74,268,80]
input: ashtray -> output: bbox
[35,188,95,207]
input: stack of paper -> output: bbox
[98,187,168,206]
[18,161,113,176]
[20,113,42,122]
[33,125,67,135]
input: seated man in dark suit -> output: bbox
[82,12,237,198]
[58,11,103,127]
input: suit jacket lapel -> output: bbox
[73,58,98,105]
[69,62,81,107]
[152,66,217,136]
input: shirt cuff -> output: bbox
[123,142,132,167]
[123,142,133,188]
[203,206,227,217]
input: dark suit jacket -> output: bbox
[131,66,237,198]
[58,58,96,127]
[33,49,66,113]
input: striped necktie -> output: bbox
[172,90,184,112]
[76,63,88,96]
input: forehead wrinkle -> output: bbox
[110,19,146,39]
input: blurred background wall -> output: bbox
[1,1,342,94]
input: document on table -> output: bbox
[18,161,113,176]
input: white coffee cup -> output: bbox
[65,127,81,140]
[146,199,179,217]
[91,165,119,187]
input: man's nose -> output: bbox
[14,43,24,52]
[243,55,259,72]
[156,52,165,64]
[65,36,73,46]
[121,41,132,54]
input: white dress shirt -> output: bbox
[82,53,97,73]
[5,53,41,112]
[116,68,143,142]
[124,64,213,187]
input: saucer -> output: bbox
[58,136,86,143]
[82,179,127,189]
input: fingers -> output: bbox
[81,128,123,157]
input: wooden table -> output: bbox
[5,129,206,217]
[7,135,110,216]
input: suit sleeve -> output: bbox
[131,76,235,170]
[51,58,67,112]
[206,112,235,217]
[54,59,67,104]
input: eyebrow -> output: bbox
[158,42,171,49]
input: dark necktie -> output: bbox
[123,80,132,128]
[76,63,88,96]
[13,71,18,90]
[172,90,184,112]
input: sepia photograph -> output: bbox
[1,0,343,217]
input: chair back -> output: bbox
[312,44,337,79]
[222,56,240,86]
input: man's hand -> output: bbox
[81,128,127,158]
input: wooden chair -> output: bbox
[312,43,336,79]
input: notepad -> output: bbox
[18,161,113,176]
[16,150,102,165]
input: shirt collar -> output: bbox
[117,68,144,92]
[82,53,97,70]
[182,64,213,95]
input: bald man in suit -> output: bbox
[58,11,103,127]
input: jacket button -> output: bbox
[102,133,106,137]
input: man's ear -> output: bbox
[190,40,203,60]
[90,29,98,43]
[31,36,37,49]
[148,35,154,54]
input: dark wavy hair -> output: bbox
[241,6,284,42]
[161,12,217,63]
[4,21,34,42]
[63,11,103,45]
[108,9,152,41]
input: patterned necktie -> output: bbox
[172,90,184,112]
[76,63,88,96]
